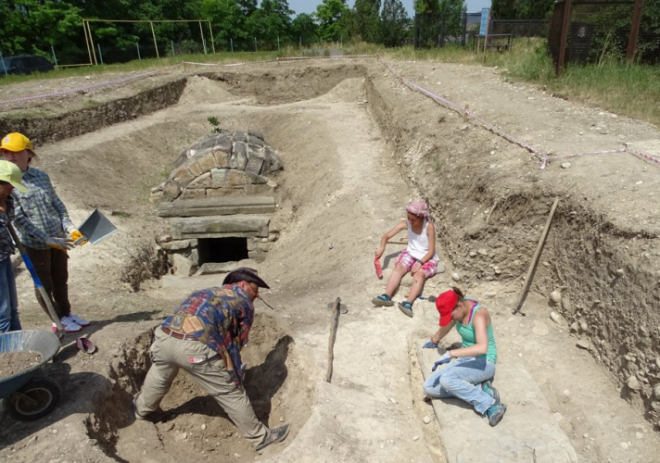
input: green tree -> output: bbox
[380,0,409,47]
[246,0,293,47]
[353,0,381,42]
[491,0,553,19]
[314,0,351,42]
[292,13,319,46]
[414,0,440,14]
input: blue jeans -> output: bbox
[423,356,496,415]
[0,257,22,333]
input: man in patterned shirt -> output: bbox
[134,268,290,452]
[1,133,90,333]
[0,160,28,332]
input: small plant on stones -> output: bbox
[208,116,221,133]
[121,241,170,292]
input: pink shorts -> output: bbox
[396,250,439,278]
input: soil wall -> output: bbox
[364,70,660,427]
[0,79,187,145]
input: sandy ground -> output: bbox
[0,58,659,463]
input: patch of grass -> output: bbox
[383,39,660,127]
[0,42,380,88]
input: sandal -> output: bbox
[372,294,395,307]
[398,301,413,318]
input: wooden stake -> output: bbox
[325,297,341,383]
[512,198,560,316]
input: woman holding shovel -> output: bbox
[372,200,441,318]
[422,287,507,427]
[0,160,28,333]
[1,133,90,334]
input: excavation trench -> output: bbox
[86,314,312,461]
[3,60,658,463]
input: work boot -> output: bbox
[481,380,500,404]
[372,294,394,307]
[132,392,150,421]
[256,424,290,452]
[486,402,507,427]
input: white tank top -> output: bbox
[406,220,438,260]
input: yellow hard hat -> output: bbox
[1,133,34,152]
[0,160,28,193]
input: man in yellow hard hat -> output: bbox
[0,160,28,332]
[1,133,90,333]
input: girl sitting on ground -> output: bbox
[422,287,506,427]
[372,200,441,318]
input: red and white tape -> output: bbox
[379,58,660,169]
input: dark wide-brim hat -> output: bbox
[223,267,270,289]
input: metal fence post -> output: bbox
[97,43,104,65]
[255,37,258,52]
[231,38,234,53]
[0,51,7,76]
[136,41,141,60]
[171,40,175,57]
[277,36,280,52]
[50,45,58,69]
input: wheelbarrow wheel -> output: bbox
[9,377,61,421]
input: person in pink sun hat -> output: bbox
[0,132,90,334]
[372,200,444,318]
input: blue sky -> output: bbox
[286,1,492,16]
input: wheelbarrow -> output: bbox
[0,330,61,421]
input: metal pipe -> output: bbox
[87,21,98,65]
[151,21,160,58]
[82,20,93,66]
[208,21,216,53]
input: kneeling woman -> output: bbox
[422,287,507,426]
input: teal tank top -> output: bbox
[455,298,497,363]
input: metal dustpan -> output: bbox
[78,209,117,245]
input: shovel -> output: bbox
[8,224,97,354]
[7,224,64,339]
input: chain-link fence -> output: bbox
[491,20,550,38]
[549,0,657,68]
[414,12,469,49]
[414,13,551,50]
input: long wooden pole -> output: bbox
[626,0,644,63]
[512,198,560,316]
[325,298,341,383]
[151,22,160,59]
[557,0,573,76]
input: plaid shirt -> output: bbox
[0,195,15,262]
[162,284,255,387]
[12,167,74,250]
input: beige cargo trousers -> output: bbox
[135,327,270,447]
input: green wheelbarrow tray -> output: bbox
[0,330,61,421]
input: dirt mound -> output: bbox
[179,76,238,105]
[207,64,368,105]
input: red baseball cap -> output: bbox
[435,290,458,326]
